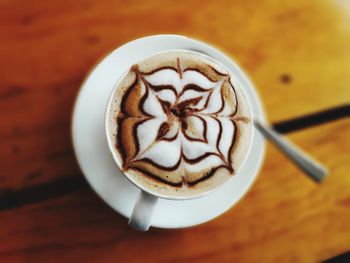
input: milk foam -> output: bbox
[144,69,217,93]
[130,67,235,172]
[110,51,253,197]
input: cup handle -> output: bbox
[128,190,158,231]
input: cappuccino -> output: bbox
[107,51,252,197]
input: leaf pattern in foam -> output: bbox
[178,89,211,111]
[140,81,166,119]
[144,69,181,93]
[139,136,182,168]
[181,116,221,161]
[136,118,163,155]
[199,80,225,114]
[181,70,218,90]
[217,117,235,163]
[183,115,206,142]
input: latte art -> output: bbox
[108,51,252,196]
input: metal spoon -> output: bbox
[254,118,328,182]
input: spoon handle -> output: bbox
[254,118,328,182]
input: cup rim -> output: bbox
[104,47,255,201]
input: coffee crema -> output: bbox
[107,51,253,197]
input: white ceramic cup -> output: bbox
[105,48,254,231]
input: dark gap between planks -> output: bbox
[0,104,349,211]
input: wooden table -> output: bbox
[1,1,349,262]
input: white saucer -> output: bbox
[72,35,266,229]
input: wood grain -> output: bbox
[0,0,349,262]
[0,120,349,263]
[1,0,350,189]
